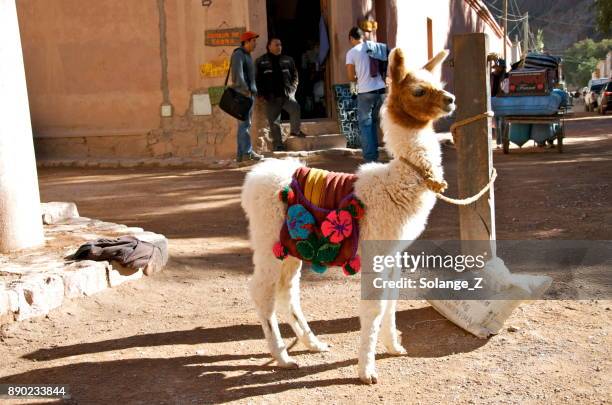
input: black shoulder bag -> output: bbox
[219,49,253,121]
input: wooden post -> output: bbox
[452,33,496,255]
[430,39,552,336]
[503,0,508,63]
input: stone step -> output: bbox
[281,119,339,136]
[285,133,347,151]
[271,147,390,163]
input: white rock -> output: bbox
[108,261,144,287]
[10,274,65,321]
[62,217,93,225]
[41,202,80,225]
[62,260,109,298]
[7,289,19,312]
[93,222,128,232]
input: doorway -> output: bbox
[266,0,329,119]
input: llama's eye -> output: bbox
[412,88,426,97]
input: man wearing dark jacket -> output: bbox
[256,38,307,151]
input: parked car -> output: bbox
[597,81,612,114]
[585,79,609,111]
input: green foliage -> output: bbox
[563,38,612,87]
[594,0,612,35]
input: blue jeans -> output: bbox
[236,98,255,158]
[357,91,385,162]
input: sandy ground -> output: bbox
[0,112,610,404]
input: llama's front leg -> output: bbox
[276,258,330,352]
[380,299,407,355]
[358,299,387,384]
[249,255,298,368]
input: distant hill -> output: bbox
[483,0,601,57]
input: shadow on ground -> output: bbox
[9,307,487,403]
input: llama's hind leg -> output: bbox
[249,252,298,368]
[379,265,406,354]
[380,298,407,355]
[276,257,330,352]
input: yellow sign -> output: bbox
[200,58,230,78]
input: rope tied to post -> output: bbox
[449,111,495,135]
[400,111,497,206]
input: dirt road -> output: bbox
[1,113,610,404]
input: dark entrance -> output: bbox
[266,0,329,119]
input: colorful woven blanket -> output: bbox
[274,167,364,275]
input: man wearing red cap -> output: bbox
[230,31,263,162]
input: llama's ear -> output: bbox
[423,49,449,72]
[389,48,407,83]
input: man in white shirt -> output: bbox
[345,27,386,162]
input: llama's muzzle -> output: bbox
[443,92,456,113]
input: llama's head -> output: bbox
[385,48,455,125]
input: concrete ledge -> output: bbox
[37,157,239,170]
[41,202,80,224]
[271,147,391,163]
[0,204,168,324]
[36,146,396,169]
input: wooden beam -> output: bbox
[427,18,433,60]
[452,33,496,254]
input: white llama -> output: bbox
[241,48,455,384]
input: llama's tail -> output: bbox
[240,158,304,245]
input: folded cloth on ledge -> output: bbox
[73,236,161,271]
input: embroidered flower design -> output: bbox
[343,197,365,219]
[286,204,315,240]
[273,242,288,260]
[321,210,353,243]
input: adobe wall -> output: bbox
[18,0,508,160]
[394,0,507,87]
[17,0,267,160]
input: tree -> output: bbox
[563,38,612,87]
[594,0,612,35]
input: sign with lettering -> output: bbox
[205,27,245,47]
[333,84,361,148]
[200,57,230,78]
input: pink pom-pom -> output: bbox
[342,255,361,276]
[273,242,288,260]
